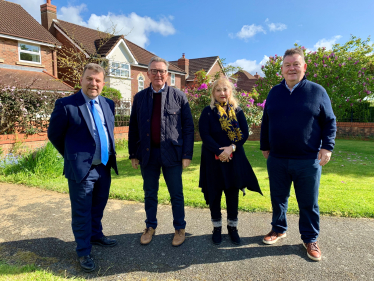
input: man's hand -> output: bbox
[182,159,191,169]
[131,158,139,169]
[262,150,270,159]
[318,149,332,166]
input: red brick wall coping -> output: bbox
[336,122,374,128]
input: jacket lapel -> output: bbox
[98,95,115,144]
[75,90,94,139]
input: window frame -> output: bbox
[138,75,145,92]
[109,61,131,78]
[171,73,176,86]
[18,42,41,64]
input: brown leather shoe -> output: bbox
[140,227,155,245]
[172,229,185,247]
[303,242,322,261]
[262,230,287,245]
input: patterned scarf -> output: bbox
[214,101,243,142]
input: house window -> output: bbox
[171,73,175,86]
[138,76,144,91]
[110,61,130,78]
[19,43,41,64]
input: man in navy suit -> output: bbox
[48,63,118,272]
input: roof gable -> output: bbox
[0,1,60,46]
[170,56,220,79]
[54,19,184,73]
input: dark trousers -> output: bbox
[267,155,322,243]
[68,164,111,257]
[140,148,186,230]
[209,188,239,222]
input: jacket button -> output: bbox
[89,156,92,159]
[147,133,149,136]
[147,119,150,122]
[93,143,96,146]
[146,148,149,151]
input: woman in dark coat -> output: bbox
[199,77,262,245]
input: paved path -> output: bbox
[1,183,374,280]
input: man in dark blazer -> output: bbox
[128,56,194,247]
[48,63,118,272]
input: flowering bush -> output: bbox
[184,70,264,135]
[255,35,374,121]
[0,83,70,134]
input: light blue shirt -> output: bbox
[151,84,165,93]
[81,91,111,165]
[285,81,300,94]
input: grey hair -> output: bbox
[148,56,169,71]
[82,63,106,78]
[283,48,305,62]
[209,77,239,109]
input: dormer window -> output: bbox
[110,61,130,78]
[18,42,41,64]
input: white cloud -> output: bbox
[233,24,266,40]
[12,1,176,48]
[10,0,44,23]
[310,35,342,51]
[58,4,87,26]
[228,55,269,77]
[265,18,287,32]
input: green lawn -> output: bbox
[1,140,373,218]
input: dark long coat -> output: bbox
[198,105,262,204]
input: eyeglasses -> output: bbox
[149,69,168,75]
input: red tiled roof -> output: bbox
[170,56,220,80]
[54,20,185,73]
[0,0,60,45]
[0,68,74,91]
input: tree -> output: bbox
[255,35,374,121]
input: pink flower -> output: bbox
[314,74,317,77]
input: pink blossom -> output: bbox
[314,74,317,77]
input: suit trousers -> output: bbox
[140,148,186,230]
[267,155,322,243]
[68,163,111,257]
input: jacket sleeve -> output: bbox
[260,102,270,151]
[198,107,222,156]
[181,93,194,159]
[320,91,337,151]
[234,108,249,148]
[128,93,140,159]
[47,99,68,156]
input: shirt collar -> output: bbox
[285,81,300,93]
[81,90,100,104]
[151,83,166,93]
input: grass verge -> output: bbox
[0,139,373,218]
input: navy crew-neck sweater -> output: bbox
[260,77,336,159]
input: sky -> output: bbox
[9,0,374,76]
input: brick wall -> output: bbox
[3,123,370,156]
[207,60,225,79]
[0,37,54,74]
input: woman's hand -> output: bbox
[218,146,233,162]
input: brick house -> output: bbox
[234,70,261,93]
[170,54,226,87]
[39,0,186,100]
[0,0,73,92]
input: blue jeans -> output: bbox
[267,155,322,243]
[140,148,186,230]
[68,164,111,257]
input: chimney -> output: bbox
[254,72,260,79]
[40,0,57,36]
[177,53,189,79]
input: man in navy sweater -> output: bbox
[260,48,336,261]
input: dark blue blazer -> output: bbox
[128,84,194,167]
[48,90,118,183]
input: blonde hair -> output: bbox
[209,77,239,109]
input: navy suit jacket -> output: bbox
[48,90,118,183]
